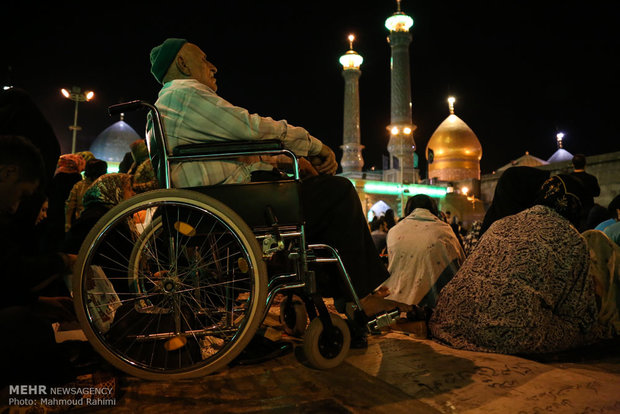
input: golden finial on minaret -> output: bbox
[396,0,402,13]
[556,132,565,149]
[339,34,363,69]
[448,96,456,115]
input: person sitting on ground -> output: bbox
[430,174,602,354]
[595,195,620,232]
[480,166,551,236]
[118,150,134,173]
[1,87,61,255]
[132,158,159,193]
[147,38,402,322]
[462,220,482,257]
[77,151,95,163]
[379,195,465,309]
[0,135,77,387]
[571,153,600,201]
[63,173,135,255]
[598,195,620,246]
[570,154,601,231]
[65,158,108,231]
[370,217,388,254]
[0,87,60,191]
[128,139,150,175]
[47,154,86,248]
[581,230,620,339]
[443,210,463,246]
[587,203,612,231]
[384,209,397,230]
[0,136,76,307]
[603,216,620,247]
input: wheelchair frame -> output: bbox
[72,100,388,380]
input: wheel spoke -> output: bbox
[75,191,266,378]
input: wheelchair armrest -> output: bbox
[172,139,283,156]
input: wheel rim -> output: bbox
[317,325,344,359]
[77,196,263,375]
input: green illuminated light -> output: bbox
[362,181,447,197]
[385,14,414,32]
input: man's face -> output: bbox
[0,165,39,216]
[182,43,218,92]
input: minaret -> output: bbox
[339,34,364,174]
[385,0,416,183]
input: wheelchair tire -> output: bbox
[73,189,267,380]
[279,295,308,337]
[303,314,350,369]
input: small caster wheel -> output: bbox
[303,314,350,369]
[279,295,308,336]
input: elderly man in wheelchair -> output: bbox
[71,38,408,380]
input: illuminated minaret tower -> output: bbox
[339,34,364,174]
[385,0,416,183]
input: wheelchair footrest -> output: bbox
[366,310,401,331]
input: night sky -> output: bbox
[3,1,619,175]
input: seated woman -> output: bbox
[65,158,108,231]
[378,195,465,309]
[63,173,135,255]
[479,166,550,236]
[430,175,601,354]
[582,229,620,339]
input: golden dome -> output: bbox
[426,113,482,181]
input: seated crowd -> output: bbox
[1,38,619,390]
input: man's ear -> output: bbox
[0,165,18,183]
[175,55,191,77]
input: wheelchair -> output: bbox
[72,100,397,380]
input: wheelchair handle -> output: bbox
[108,100,148,116]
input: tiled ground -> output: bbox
[80,303,620,413]
[4,301,619,413]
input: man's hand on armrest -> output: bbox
[309,144,338,176]
[263,154,317,178]
[298,157,319,178]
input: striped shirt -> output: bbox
[148,79,323,187]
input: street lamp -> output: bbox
[61,86,94,153]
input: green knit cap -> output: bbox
[150,38,187,84]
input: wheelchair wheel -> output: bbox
[279,295,308,337]
[73,189,267,380]
[303,314,350,369]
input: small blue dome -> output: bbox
[90,120,141,163]
[547,148,573,164]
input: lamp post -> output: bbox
[61,86,94,153]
